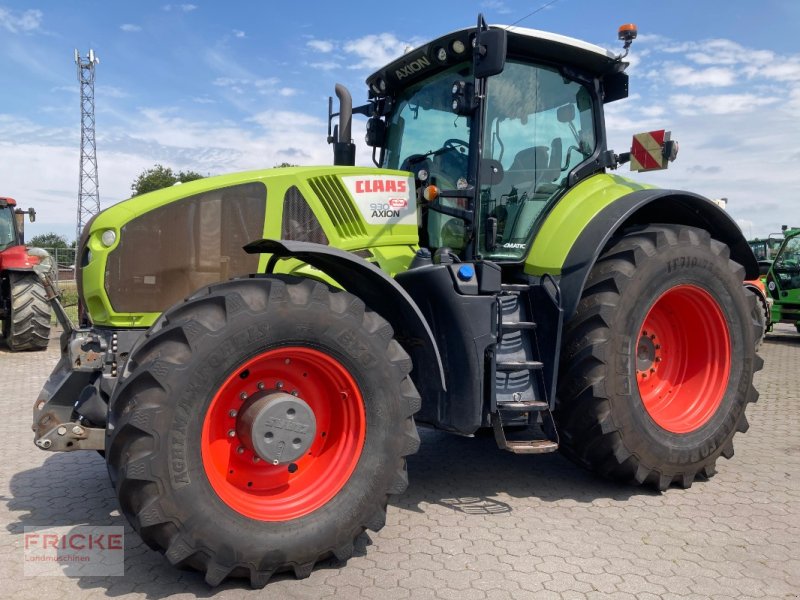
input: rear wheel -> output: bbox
[2,271,50,351]
[556,225,762,490]
[106,276,420,587]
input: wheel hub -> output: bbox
[636,333,656,371]
[236,392,317,465]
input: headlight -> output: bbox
[101,229,117,247]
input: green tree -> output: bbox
[131,164,206,197]
[28,232,72,249]
[273,162,298,168]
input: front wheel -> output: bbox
[556,225,762,490]
[106,276,420,586]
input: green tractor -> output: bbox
[33,18,761,586]
[749,230,789,275]
[765,227,800,332]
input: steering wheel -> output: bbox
[442,138,469,154]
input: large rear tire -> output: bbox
[2,271,50,351]
[106,276,420,587]
[555,225,762,491]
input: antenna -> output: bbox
[75,49,100,243]
[505,0,562,30]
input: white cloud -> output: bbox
[481,0,513,14]
[0,7,43,33]
[97,86,129,99]
[233,29,246,39]
[309,61,340,71]
[279,88,299,97]
[307,39,334,53]
[120,24,142,33]
[343,33,416,70]
[162,3,197,11]
[669,93,779,116]
[664,64,736,88]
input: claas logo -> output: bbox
[354,179,408,194]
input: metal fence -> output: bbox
[44,246,78,284]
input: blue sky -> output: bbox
[2,0,799,242]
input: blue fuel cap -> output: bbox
[457,264,475,281]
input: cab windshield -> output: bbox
[382,63,473,251]
[0,208,17,251]
[382,62,472,184]
[479,60,597,260]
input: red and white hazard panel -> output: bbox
[630,130,675,172]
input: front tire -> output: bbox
[106,276,420,586]
[555,225,762,490]
[2,271,51,351]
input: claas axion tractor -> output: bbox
[33,18,761,586]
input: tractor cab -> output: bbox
[0,198,21,250]
[0,197,36,251]
[331,17,635,262]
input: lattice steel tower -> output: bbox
[75,49,100,242]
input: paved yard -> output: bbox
[1,327,798,599]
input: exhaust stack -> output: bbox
[331,84,356,166]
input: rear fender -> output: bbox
[245,239,446,392]
[554,189,758,321]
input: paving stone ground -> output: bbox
[1,326,798,599]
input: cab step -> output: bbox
[496,360,543,372]
[500,320,537,331]
[497,400,549,412]
[491,412,559,455]
[501,439,560,454]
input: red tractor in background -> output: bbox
[0,197,52,351]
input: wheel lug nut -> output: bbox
[291,390,298,397]
[650,334,656,340]
[253,456,261,463]
[650,368,655,373]
[257,381,265,391]
[229,409,238,418]
[236,446,245,454]
[227,429,236,438]
[655,344,661,350]
[284,358,291,365]
[642,330,648,336]
[655,357,662,363]
[240,392,248,401]
[276,381,284,389]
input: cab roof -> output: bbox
[366,24,625,97]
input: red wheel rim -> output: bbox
[636,285,731,434]
[201,347,366,521]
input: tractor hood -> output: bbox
[78,166,417,327]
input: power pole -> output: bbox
[75,49,100,243]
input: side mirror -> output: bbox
[474,19,506,79]
[365,116,386,147]
[28,207,36,223]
